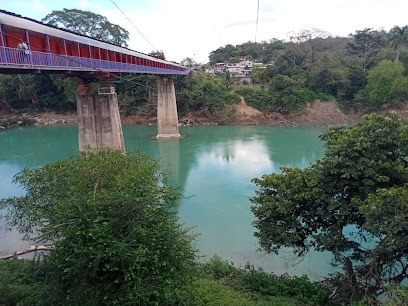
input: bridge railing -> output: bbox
[0,46,188,75]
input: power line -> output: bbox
[109,0,157,52]
[255,0,260,43]
[0,31,155,89]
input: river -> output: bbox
[0,124,333,279]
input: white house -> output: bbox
[207,59,264,83]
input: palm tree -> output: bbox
[389,25,408,62]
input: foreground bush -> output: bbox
[198,256,330,305]
[251,113,408,302]
[0,150,197,305]
[0,260,47,305]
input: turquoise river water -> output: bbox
[0,124,333,279]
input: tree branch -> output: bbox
[0,245,53,260]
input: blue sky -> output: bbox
[2,0,408,63]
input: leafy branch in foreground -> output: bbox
[251,113,408,302]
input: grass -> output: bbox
[195,255,331,305]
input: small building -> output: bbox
[253,62,264,68]
[214,63,225,73]
[207,58,265,83]
[239,60,253,69]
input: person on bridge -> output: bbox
[17,41,30,65]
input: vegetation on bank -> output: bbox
[2,8,408,305]
[210,27,408,113]
[251,113,408,303]
[0,150,197,305]
[1,16,408,119]
[0,255,331,306]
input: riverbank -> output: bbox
[2,99,405,129]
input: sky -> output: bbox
[1,0,408,64]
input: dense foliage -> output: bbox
[0,150,197,305]
[0,255,333,306]
[196,256,330,305]
[251,113,408,301]
[42,8,129,47]
[1,11,408,117]
[175,71,240,117]
[356,60,408,111]
[0,260,47,305]
[211,27,408,113]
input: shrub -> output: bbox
[1,149,197,305]
[236,85,275,111]
[198,256,330,305]
[0,260,46,305]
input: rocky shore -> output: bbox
[0,112,77,129]
[1,99,394,130]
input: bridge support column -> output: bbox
[76,82,125,151]
[156,77,180,139]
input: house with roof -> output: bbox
[206,59,265,83]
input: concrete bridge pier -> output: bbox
[156,77,181,139]
[76,81,125,151]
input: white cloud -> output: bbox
[10,0,408,64]
[77,0,90,8]
[97,0,408,64]
[77,0,101,10]
[78,0,89,8]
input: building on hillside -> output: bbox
[214,63,225,73]
[206,59,264,83]
[253,62,264,68]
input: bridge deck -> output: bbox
[0,10,189,76]
[0,46,187,75]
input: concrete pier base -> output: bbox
[76,83,125,151]
[156,77,181,139]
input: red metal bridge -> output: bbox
[0,10,189,76]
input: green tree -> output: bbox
[209,44,237,65]
[176,71,239,116]
[251,114,408,301]
[236,41,263,60]
[236,85,275,111]
[180,57,197,67]
[284,29,331,71]
[260,39,286,63]
[0,150,197,305]
[0,74,71,112]
[356,60,408,110]
[42,8,129,47]
[148,50,166,60]
[251,66,267,84]
[307,52,349,99]
[268,74,315,113]
[115,74,157,115]
[348,28,384,75]
[389,25,408,62]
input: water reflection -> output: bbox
[158,139,180,187]
[0,124,333,278]
[178,131,332,277]
[0,126,78,254]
